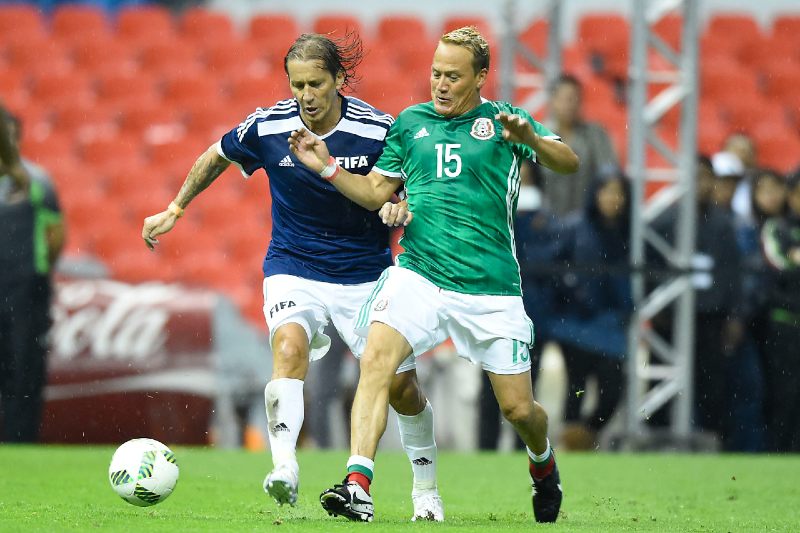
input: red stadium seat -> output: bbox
[227,74,291,114]
[137,38,204,77]
[202,39,271,78]
[772,15,800,44]
[185,104,241,143]
[51,103,120,144]
[723,100,787,133]
[30,72,94,108]
[0,4,46,40]
[757,135,800,173]
[706,14,762,42]
[145,136,208,178]
[762,67,800,102]
[700,66,759,102]
[79,134,144,176]
[116,5,176,43]
[51,4,110,43]
[71,36,138,75]
[312,15,366,41]
[518,19,549,59]
[20,134,78,171]
[162,73,225,112]
[180,7,235,43]
[248,15,301,64]
[96,71,160,109]
[577,13,629,57]
[4,37,72,76]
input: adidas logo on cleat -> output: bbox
[412,457,432,466]
[278,155,294,167]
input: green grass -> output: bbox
[1,446,798,532]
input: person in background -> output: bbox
[548,170,632,450]
[539,74,619,216]
[723,132,759,220]
[760,171,800,451]
[651,156,742,447]
[0,109,65,442]
[711,151,743,215]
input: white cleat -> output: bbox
[411,491,445,522]
[264,463,299,506]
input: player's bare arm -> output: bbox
[141,144,230,250]
[288,128,401,211]
[496,112,579,174]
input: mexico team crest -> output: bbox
[374,299,389,312]
[470,117,495,140]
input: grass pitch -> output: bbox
[1,445,798,532]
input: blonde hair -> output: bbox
[440,26,490,73]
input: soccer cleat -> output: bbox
[411,491,444,522]
[320,480,374,522]
[264,463,299,506]
[532,459,562,523]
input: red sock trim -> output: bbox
[347,472,371,494]
[530,453,555,481]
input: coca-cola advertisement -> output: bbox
[40,279,269,445]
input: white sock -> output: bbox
[264,378,304,469]
[396,400,437,495]
[527,438,552,462]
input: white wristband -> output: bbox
[319,156,339,181]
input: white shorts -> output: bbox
[354,266,535,375]
[262,275,375,361]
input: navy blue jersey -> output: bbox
[218,96,395,284]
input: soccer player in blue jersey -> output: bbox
[141,33,443,521]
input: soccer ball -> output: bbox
[108,438,179,507]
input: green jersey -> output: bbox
[373,100,559,295]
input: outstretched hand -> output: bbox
[288,128,331,174]
[495,112,536,145]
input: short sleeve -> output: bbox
[218,110,265,177]
[372,114,405,179]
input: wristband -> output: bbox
[319,156,340,182]
[168,201,184,218]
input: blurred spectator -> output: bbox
[547,169,632,450]
[760,171,800,451]
[477,160,562,450]
[651,156,742,446]
[711,151,744,215]
[539,74,619,216]
[723,133,759,220]
[0,110,65,442]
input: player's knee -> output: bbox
[359,347,397,380]
[500,401,537,427]
[272,339,308,378]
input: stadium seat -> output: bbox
[312,15,366,41]
[737,36,798,72]
[96,71,160,109]
[51,4,110,43]
[51,103,119,144]
[248,15,300,61]
[762,67,800,102]
[723,101,787,133]
[772,15,800,44]
[4,37,72,76]
[20,134,78,171]
[202,39,271,78]
[700,66,759,102]
[577,13,629,58]
[162,74,225,112]
[79,134,144,176]
[518,19,549,59]
[180,7,235,43]
[71,36,138,75]
[146,136,208,178]
[227,74,291,114]
[0,4,45,40]
[137,38,204,77]
[375,15,431,71]
[30,72,95,109]
[757,135,800,173]
[116,4,176,43]
[706,14,762,42]
[184,104,241,143]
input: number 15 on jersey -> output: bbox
[435,143,461,178]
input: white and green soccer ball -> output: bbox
[108,438,179,507]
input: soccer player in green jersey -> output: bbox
[288,26,578,523]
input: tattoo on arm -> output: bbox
[173,147,230,208]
